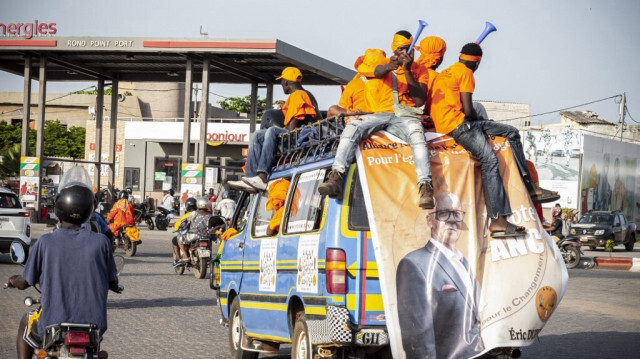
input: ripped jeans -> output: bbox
[332,112,431,185]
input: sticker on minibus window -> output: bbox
[259,237,278,292]
[296,234,319,293]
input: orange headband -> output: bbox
[460,54,482,62]
[391,34,413,52]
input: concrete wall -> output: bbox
[478,100,530,128]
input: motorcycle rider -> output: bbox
[6,167,119,359]
[172,197,212,266]
[172,197,198,265]
[160,189,176,213]
[106,190,137,239]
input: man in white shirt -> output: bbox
[396,191,484,359]
[160,189,175,211]
[216,191,236,220]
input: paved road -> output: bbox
[1,225,638,358]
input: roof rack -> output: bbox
[274,114,349,171]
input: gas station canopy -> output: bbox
[0,37,355,84]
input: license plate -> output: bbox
[355,329,388,345]
[580,238,589,242]
[197,249,211,258]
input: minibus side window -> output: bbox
[252,190,275,237]
[348,168,370,231]
[232,193,253,232]
[284,169,327,234]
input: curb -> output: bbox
[593,257,640,271]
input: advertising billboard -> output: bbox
[579,134,639,223]
[520,127,582,209]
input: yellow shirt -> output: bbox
[282,90,317,126]
[428,62,475,134]
[338,74,369,113]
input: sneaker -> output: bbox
[242,176,268,192]
[418,181,434,209]
[172,261,181,268]
[228,180,257,193]
[317,170,343,198]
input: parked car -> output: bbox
[569,210,636,251]
[551,149,564,157]
[0,187,32,257]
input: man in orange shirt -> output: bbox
[428,43,559,237]
[326,49,386,117]
[229,67,320,193]
[319,31,434,209]
[415,36,447,98]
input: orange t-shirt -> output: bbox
[426,68,439,96]
[366,61,429,113]
[282,90,317,126]
[338,74,369,112]
[427,62,475,134]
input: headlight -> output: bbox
[570,229,576,235]
[594,230,605,235]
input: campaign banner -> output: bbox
[356,132,568,358]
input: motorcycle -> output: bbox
[113,224,140,257]
[172,215,226,279]
[154,207,179,231]
[133,201,155,230]
[553,235,583,269]
[5,241,124,359]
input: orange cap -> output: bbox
[356,49,387,77]
[276,67,303,82]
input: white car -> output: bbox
[0,187,32,256]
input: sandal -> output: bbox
[529,187,560,204]
[490,221,527,238]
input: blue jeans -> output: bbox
[333,112,431,185]
[449,119,532,217]
[245,127,289,177]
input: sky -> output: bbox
[1,0,639,127]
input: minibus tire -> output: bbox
[292,313,313,359]
[229,298,258,359]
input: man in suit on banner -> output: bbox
[396,191,484,358]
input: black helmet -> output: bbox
[118,191,129,200]
[185,197,197,211]
[55,167,95,225]
[169,189,175,196]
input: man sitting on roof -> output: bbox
[318,31,435,209]
[229,67,321,193]
[427,42,559,237]
[325,49,386,118]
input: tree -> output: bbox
[0,120,86,163]
[0,144,21,178]
[217,95,267,117]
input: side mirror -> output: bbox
[208,215,227,231]
[10,241,26,264]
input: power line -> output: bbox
[498,95,621,122]
[625,105,638,124]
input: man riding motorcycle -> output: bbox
[6,166,119,359]
[172,197,198,265]
[107,190,139,243]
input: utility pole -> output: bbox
[619,92,626,142]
